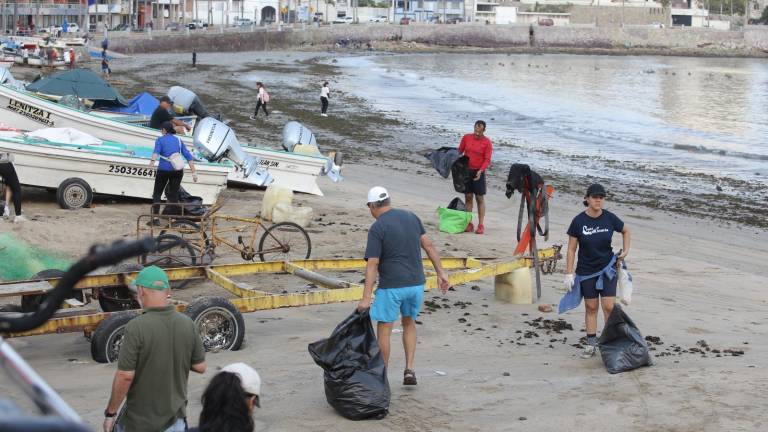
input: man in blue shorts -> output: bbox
[357,186,451,386]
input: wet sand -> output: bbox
[1,52,767,431]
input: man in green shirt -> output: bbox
[103,266,207,432]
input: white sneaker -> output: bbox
[2,205,9,218]
[321,113,328,117]
[580,345,597,359]
[13,215,27,223]
[249,115,257,120]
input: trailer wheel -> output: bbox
[99,263,143,312]
[91,311,138,363]
[21,269,83,313]
[56,178,93,210]
[185,297,245,353]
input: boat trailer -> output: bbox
[0,247,561,363]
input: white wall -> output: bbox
[495,6,517,24]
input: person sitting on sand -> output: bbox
[562,183,631,359]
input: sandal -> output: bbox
[403,369,418,386]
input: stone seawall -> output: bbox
[109,25,768,57]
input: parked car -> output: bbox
[537,18,554,26]
[165,21,183,31]
[399,17,411,25]
[188,20,207,29]
[649,21,664,28]
[233,17,253,27]
[332,16,354,24]
[369,16,388,23]
[446,17,463,24]
[66,23,80,33]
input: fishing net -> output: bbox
[0,234,71,281]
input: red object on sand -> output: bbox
[513,184,554,256]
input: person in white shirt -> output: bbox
[320,81,330,117]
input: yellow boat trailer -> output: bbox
[0,247,560,363]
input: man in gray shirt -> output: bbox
[358,186,450,386]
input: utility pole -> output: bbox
[744,0,749,27]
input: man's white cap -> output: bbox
[222,363,261,401]
[367,186,390,204]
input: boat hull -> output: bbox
[0,84,329,195]
[0,138,229,205]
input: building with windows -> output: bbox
[394,0,466,23]
[2,0,88,34]
[192,0,278,26]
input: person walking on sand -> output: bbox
[562,183,631,359]
[320,81,330,117]
[188,363,261,432]
[250,82,269,119]
[0,152,25,223]
[192,49,197,68]
[148,121,198,221]
[103,266,207,432]
[458,120,492,234]
[101,56,111,77]
[357,186,451,386]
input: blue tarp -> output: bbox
[104,92,159,116]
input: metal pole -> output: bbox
[0,337,83,420]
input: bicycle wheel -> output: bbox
[257,222,311,262]
[140,234,198,289]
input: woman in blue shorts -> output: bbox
[563,184,631,359]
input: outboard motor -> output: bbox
[281,121,317,152]
[193,117,273,186]
[281,121,343,182]
[167,86,219,120]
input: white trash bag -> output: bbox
[617,262,633,306]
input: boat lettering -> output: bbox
[7,99,55,127]
[258,160,279,168]
[108,165,156,178]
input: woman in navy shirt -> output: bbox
[148,121,197,219]
[564,183,631,359]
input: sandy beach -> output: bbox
[1,51,767,431]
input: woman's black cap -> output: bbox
[586,183,606,197]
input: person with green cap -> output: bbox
[103,266,207,432]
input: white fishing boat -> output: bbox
[0,128,230,208]
[0,60,12,69]
[0,82,341,195]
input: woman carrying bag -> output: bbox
[562,183,631,359]
[149,121,197,221]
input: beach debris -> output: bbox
[392,328,402,334]
[502,372,510,376]
[537,304,553,313]
[433,370,447,376]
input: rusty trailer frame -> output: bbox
[0,248,560,341]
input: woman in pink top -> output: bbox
[458,120,492,234]
[250,82,269,119]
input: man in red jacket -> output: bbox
[458,120,492,234]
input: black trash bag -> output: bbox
[161,186,205,216]
[308,309,390,420]
[447,197,466,211]
[598,304,653,374]
[451,156,470,193]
